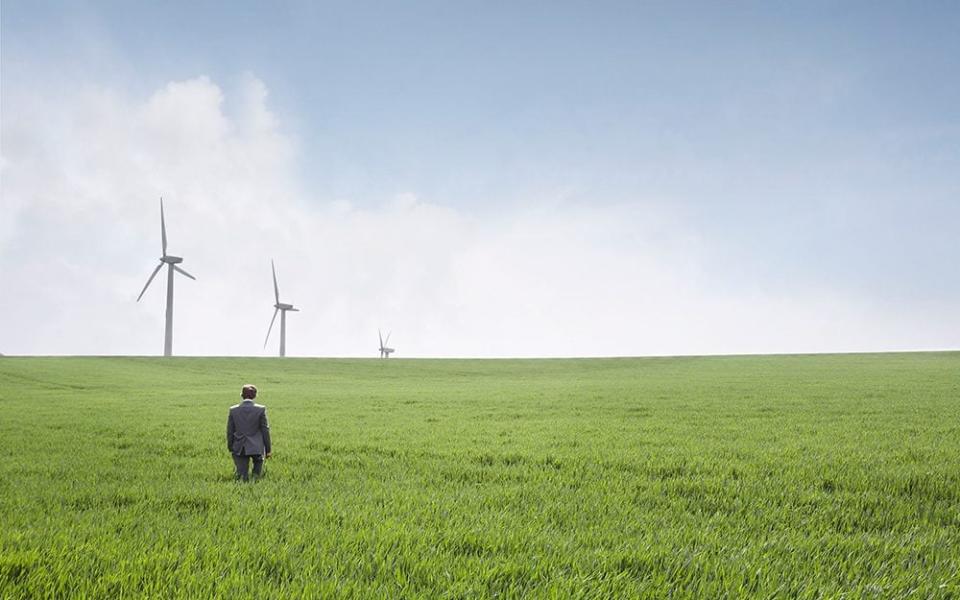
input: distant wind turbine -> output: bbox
[264,260,299,357]
[378,330,395,358]
[137,198,196,357]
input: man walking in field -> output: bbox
[227,384,272,481]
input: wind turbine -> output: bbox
[264,260,299,357]
[137,198,196,357]
[378,330,395,358]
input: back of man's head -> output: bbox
[241,384,257,400]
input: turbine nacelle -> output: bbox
[275,302,295,310]
[161,256,183,264]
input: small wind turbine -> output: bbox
[378,330,395,358]
[264,260,299,357]
[137,198,196,357]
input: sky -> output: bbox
[1,1,958,357]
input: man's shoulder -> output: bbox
[229,401,266,412]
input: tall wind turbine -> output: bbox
[264,260,299,357]
[378,330,395,358]
[137,198,196,357]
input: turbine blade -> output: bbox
[173,265,196,280]
[264,308,279,348]
[160,197,167,257]
[385,332,392,346]
[137,262,164,302]
[378,329,383,348]
[271,259,280,304]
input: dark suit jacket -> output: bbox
[227,400,272,456]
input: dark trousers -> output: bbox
[233,453,264,481]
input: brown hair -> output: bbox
[241,384,257,400]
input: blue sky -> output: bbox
[1,1,958,356]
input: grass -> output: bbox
[0,353,958,598]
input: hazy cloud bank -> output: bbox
[1,76,956,356]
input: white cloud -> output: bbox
[1,75,957,356]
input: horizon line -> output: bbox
[2,348,958,360]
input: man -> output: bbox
[226,384,272,481]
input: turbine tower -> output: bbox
[378,330,395,358]
[264,260,299,357]
[137,198,196,357]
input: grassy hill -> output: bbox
[1,353,958,598]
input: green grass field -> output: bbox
[1,353,958,598]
